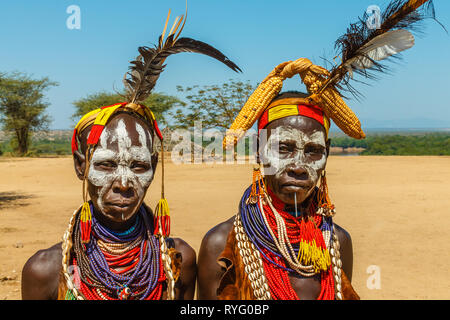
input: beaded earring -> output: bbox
[316,170,336,217]
[80,146,94,243]
[248,163,267,204]
[154,139,171,237]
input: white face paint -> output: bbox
[261,126,327,186]
[87,119,154,214]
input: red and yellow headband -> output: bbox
[71,102,163,154]
[257,97,330,138]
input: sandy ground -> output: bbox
[0,156,449,300]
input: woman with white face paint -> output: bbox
[21,8,241,300]
[198,0,439,300]
[21,110,197,301]
[198,92,359,300]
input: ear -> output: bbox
[326,138,331,158]
[73,150,86,180]
[257,129,269,166]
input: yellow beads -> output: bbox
[80,202,91,223]
[297,240,331,274]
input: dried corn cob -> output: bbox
[315,88,365,139]
[223,74,284,149]
[300,66,366,140]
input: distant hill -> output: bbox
[1,129,449,156]
[0,130,72,143]
[329,127,450,138]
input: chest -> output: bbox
[288,273,322,300]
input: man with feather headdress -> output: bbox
[197,0,441,300]
[21,11,241,300]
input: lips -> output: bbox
[105,201,136,208]
[280,181,313,192]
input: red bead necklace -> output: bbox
[259,189,335,300]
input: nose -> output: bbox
[111,179,134,197]
[286,164,309,180]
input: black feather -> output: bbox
[124,33,241,103]
[170,37,242,73]
[323,0,443,97]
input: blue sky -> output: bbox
[0,0,449,130]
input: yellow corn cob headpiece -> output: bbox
[223,58,366,149]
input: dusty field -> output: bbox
[0,156,449,300]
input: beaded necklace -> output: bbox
[68,203,166,300]
[238,184,338,300]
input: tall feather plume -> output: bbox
[123,9,241,104]
[319,0,442,97]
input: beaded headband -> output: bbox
[71,102,163,155]
[257,98,330,139]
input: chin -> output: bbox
[276,187,314,206]
[101,204,140,222]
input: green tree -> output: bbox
[0,72,58,156]
[72,91,184,125]
[172,79,256,130]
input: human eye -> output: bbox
[94,160,117,170]
[304,144,325,156]
[277,141,296,155]
[278,143,290,153]
[130,161,151,173]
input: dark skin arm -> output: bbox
[197,216,353,300]
[21,238,196,300]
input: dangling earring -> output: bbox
[80,146,94,243]
[316,170,336,217]
[248,163,267,204]
[154,139,170,237]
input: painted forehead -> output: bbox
[100,114,153,150]
[264,116,327,147]
[266,115,326,138]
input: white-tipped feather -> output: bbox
[347,29,415,71]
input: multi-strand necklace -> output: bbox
[237,183,339,300]
[68,204,166,300]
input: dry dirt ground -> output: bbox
[0,156,449,300]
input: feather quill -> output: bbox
[124,11,241,104]
[346,29,415,72]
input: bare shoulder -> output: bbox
[172,237,196,266]
[21,243,62,300]
[333,223,353,249]
[333,223,354,281]
[22,243,62,280]
[199,216,235,255]
[196,216,235,300]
